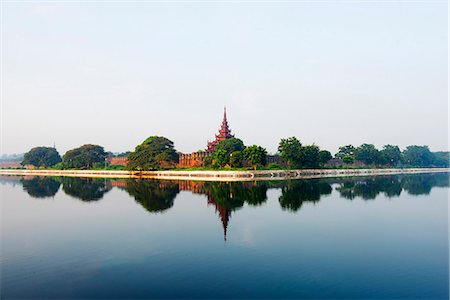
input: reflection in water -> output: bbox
[21,176,61,198]
[278,180,332,212]
[5,173,449,240]
[61,177,111,201]
[125,179,179,213]
[335,176,403,200]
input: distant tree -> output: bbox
[127,136,178,170]
[117,151,131,157]
[22,147,61,168]
[318,150,333,165]
[278,137,302,168]
[342,155,354,164]
[243,145,267,171]
[432,152,449,167]
[335,145,355,159]
[402,145,434,167]
[354,144,380,165]
[230,151,243,168]
[215,138,245,154]
[299,145,320,168]
[213,149,229,168]
[62,144,106,169]
[380,145,401,166]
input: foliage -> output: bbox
[401,145,434,167]
[213,149,230,168]
[62,144,106,169]
[215,138,245,153]
[243,145,267,170]
[299,145,320,168]
[127,136,178,170]
[432,152,449,167]
[278,137,302,168]
[380,145,401,166]
[202,155,213,167]
[342,155,354,164]
[318,150,332,165]
[335,145,355,159]
[22,147,61,168]
[230,151,243,168]
[354,144,380,165]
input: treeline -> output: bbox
[19,135,449,170]
[335,144,449,168]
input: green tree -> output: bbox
[278,137,302,168]
[243,145,267,171]
[380,145,401,166]
[342,155,354,164]
[213,149,229,168]
[62,144,106,169]
[336,145,355,159]
[354,144,380,165]
[299,145,320,168]
[318,150,332,165]
[22,147,61,168]
[230,151,243,168]
[402,145,434,167]
[432,152,449,167]
[215,138,245,153]
[127,136,178,170]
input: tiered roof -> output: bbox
[206,107,234,152]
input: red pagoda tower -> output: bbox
[206,107,234,152]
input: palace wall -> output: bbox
[177,151,212,168]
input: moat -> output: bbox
[1,173,448,299]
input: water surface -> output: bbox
[1,173,448,299]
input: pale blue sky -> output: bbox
[2,1,448,155]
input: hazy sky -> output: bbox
[2,1,448,155]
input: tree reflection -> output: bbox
[335,173,448,199]
[21,176,61,198]
[401,173,449,195]
[61,177,111,201]
[125,179,179,213]
[279,180,332,212]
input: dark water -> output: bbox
[1,173,448,299]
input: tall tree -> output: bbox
[22,147,61,168]
[127,136,178,170]
[243,145,267,171]
[380,145,401,166]
[278,137,302,168]
[335,145,355,159]
[318,150,333,166]
[300,145,320,168]
[214,138,245,153]
[354,144,380,165]
[62,144,106,169]
[402,145,434,167]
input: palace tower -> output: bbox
[206,107,234,152]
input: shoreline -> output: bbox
[0,168,448,181]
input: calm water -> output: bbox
[1,173,448,299]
